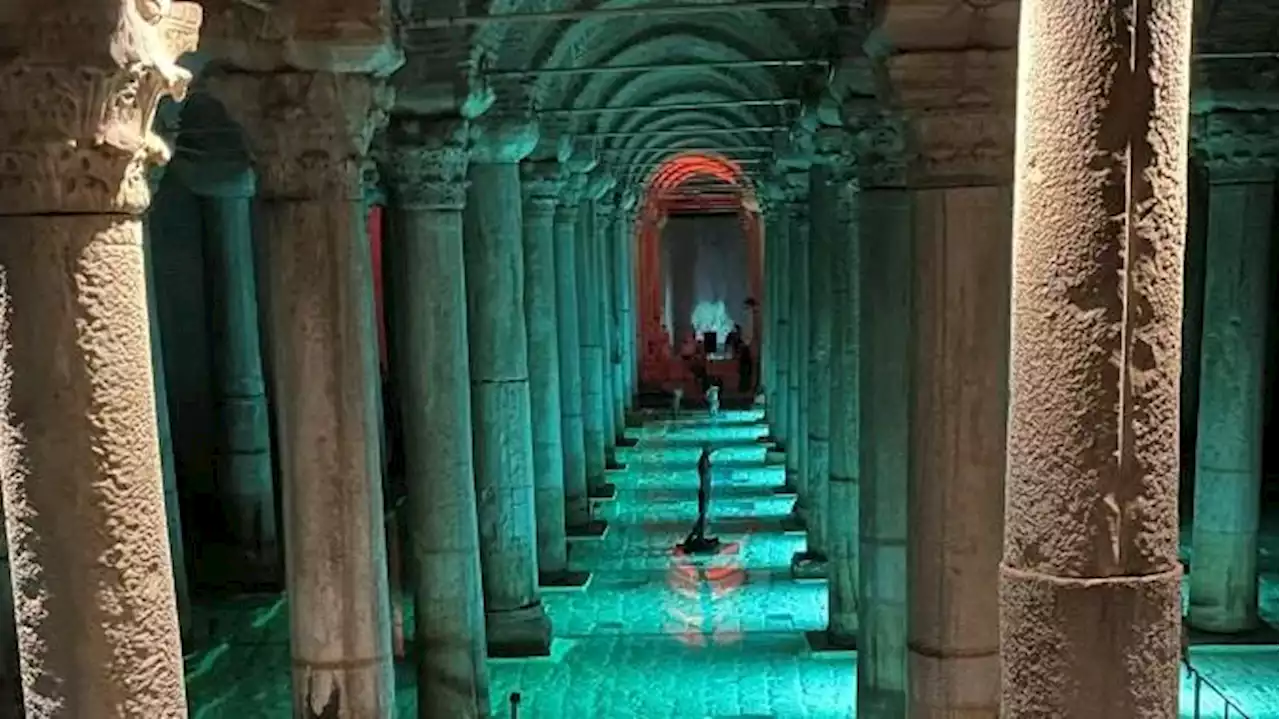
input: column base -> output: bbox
[486,603,552,658]
[857,687,907,719]
[805,629,857,654]
[567,519,609,540]
[791,551,829,580]
[605,457,627,471]
[539,569,593,592]
[588,482,617,501]
[616,434,639,448]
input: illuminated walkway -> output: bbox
[184,408,1278,718]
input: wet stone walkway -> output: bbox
[184,408,1277,718]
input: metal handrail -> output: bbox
[1185,662,1253,719]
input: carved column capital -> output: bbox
[557,171,588,216]
[885,49,1018,187]
[382,117,469,210]
[848,110,911,189]
[1193,110,1279,183]
[521,160,563,214]
[0,3,202,214]
[469,114,539,164]
[204,70,392,201]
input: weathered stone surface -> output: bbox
[1001,0,1191,714]
[827,177,859,646]
[384,125,491,718]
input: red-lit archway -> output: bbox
[634,152,764,393]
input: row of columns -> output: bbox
[756,3,1269,714]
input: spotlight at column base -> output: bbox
[486,603,552,658]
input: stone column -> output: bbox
[383,117,490,717]
[210,71,396,714]
[854,126,911,716]
[617,196,640,413]
[825,173,860,649]
[874,52,1017,719]
[554,167,599,535]
[580,171,618,496]
[764,183,791,450]
[143,162,193,640]
[1002,0,1191,714]
[594,192,625,470]
[609,200,633,436]
[521,160,574,584]
[794,135,845,578]
[784,172,811,503]
[0,5,199,713]
[1189,110,1278,634]
[464,116,552,657]
[172,158,280,584]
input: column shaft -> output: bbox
[521,165,569,577]
[385,127,490,715]
[857,188,911,716]
[1001,0,1191,713]
[786,200,810,499]
[203,191,279,581]
[555,202,591,529]
[595,207,620,462]
[771,208,791,448]
[0,13,197,711]
[804,163,834,563]
[827,183,860,645]
[210,71,397,714]
[464,159,550,656]
[1189,179,1274,632]
[578,204,608,489]
[907,185,1010,717]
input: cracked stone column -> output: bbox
[0,5,199,713]
[874,51,1018,719]
[580,171,618,495]
[210,70,396,715]
[784,170,811,502]
[853,118,912,716]
[1189,110,1278,634]
[521,160,571,582]
[763,181,791,449]
[383,117,490,717]
[1002,0,1191,714]
[464,116,552,656]
[172,158,280,584]
[826,172,860,649]
[554,163,598,533]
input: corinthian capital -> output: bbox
[0,1,202,213]
[1193,110,1279,183]
[382,117,470,210]
[522,160,564,214]
[205,70,393,200]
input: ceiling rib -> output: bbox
[541,98,797,116]
[412,0,837,29]
[487,58,828,78]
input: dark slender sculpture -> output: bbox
[680,444,720,553]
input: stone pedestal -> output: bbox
[554,172,595,532]
[384,117,490,717]
[464,117,551,657]
[210,70,396,714]
[826,177,860,647]
[856,183,911,718]
[1001,1,1191,714]
[1189,111,1277,634]
[522,161,571,579]
[785,178,810,504]
[0,7,200,713]
[173,158,280,585]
